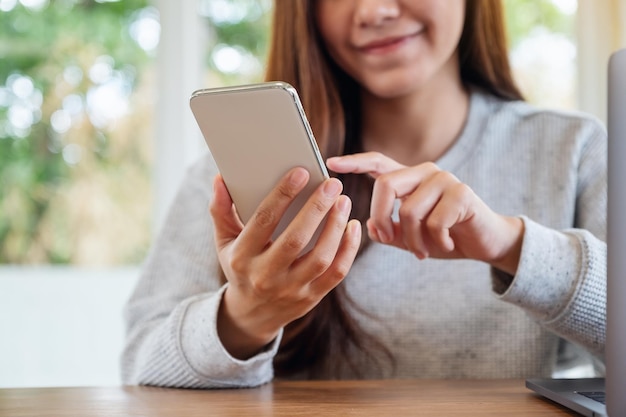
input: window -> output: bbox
[0,0,156,265]
[506,0,578,109]
[0,0,611,266]
[0,0,623,388]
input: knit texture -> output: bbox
[121,91,607,387]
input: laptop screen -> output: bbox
[606,47,626,417]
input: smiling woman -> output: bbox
[0,0,585,267]
[0,0,619,389]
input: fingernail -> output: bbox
[349,220,361,237]
[289,168,308,187]
[337,195,351,215]
[323,179,342,197]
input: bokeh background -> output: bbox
[0,0,624,387]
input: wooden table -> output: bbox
[0,379,580,416]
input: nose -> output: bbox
[354,0,401,27]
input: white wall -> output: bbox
[0,267,138,388]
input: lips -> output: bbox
[357,32,421,55]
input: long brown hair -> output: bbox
[263,0,523,378]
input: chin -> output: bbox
[364,74,427,99]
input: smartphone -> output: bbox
[190,81,330,244]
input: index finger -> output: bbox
[236,167,310,255]
[326,152,405,178]
[369,163,442,244]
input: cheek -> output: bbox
[433,4,465,51]
[315,18,354,73]
[315,2,349,47]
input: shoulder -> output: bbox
[187,150,219,178]
[474,90,607,151]
[182,151,219,190]
[164,151,219,208]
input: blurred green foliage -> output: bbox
[0,0,152,264]
[505,0,576,47]
[0,0,574,266]
[204,0,272,85]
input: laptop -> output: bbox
[526,48,626,417]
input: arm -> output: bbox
[120,155,279,388]
[327,118,607,356]
[493,219,606,355]
[493,125,607,356]
[121,153,361,388]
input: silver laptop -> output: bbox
[526,48,626,417]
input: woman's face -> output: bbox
[314,0,466,99]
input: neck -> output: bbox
[360,68,470,166]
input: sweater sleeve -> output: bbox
[493,218,606,356]
[120,153,281,388]
[492,121,607,356]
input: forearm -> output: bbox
[122,288,280,388]
[492,217,606,355]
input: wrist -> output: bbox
[217,287,281,359]
[490,216,524,276]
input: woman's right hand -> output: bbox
[210,167,361,359]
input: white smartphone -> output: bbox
[190,81,330,243]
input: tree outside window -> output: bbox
[0,0,577,267]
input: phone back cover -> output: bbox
[190,83,329,242]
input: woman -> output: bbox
[122,0,606,387]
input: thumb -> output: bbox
[210,174,244,248]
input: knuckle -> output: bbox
[433,170,447,180]
[310,253,333,275]
[311,198,330,215]
[253,207,276,228]
[367,152,385,174]
[328,262,350,283]
[278,181,298,200]
[294,289,317,309]
[375,173,392,189]
[331,217,347,234]
[454,182,474,200]
[249,276,272,295]
[229,251,248,275]
[425,215,445,233]
[423,161,441,172]
[283,233,308,251]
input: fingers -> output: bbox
[362,162,482,260]
[236,167,310,255]
[269,177,344,260]
[369,162,440,244]
[308,219,362,295]
[326,152,405,178]
[416,182,475,253]
[395,170,456,258]
[291,195,352,279]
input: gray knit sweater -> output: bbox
[121,91,607,388]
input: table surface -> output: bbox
[0,379,581,416]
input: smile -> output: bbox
[358,32,421,55]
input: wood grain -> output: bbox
[0,379,581,416]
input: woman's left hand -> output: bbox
[327,152,524,275]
